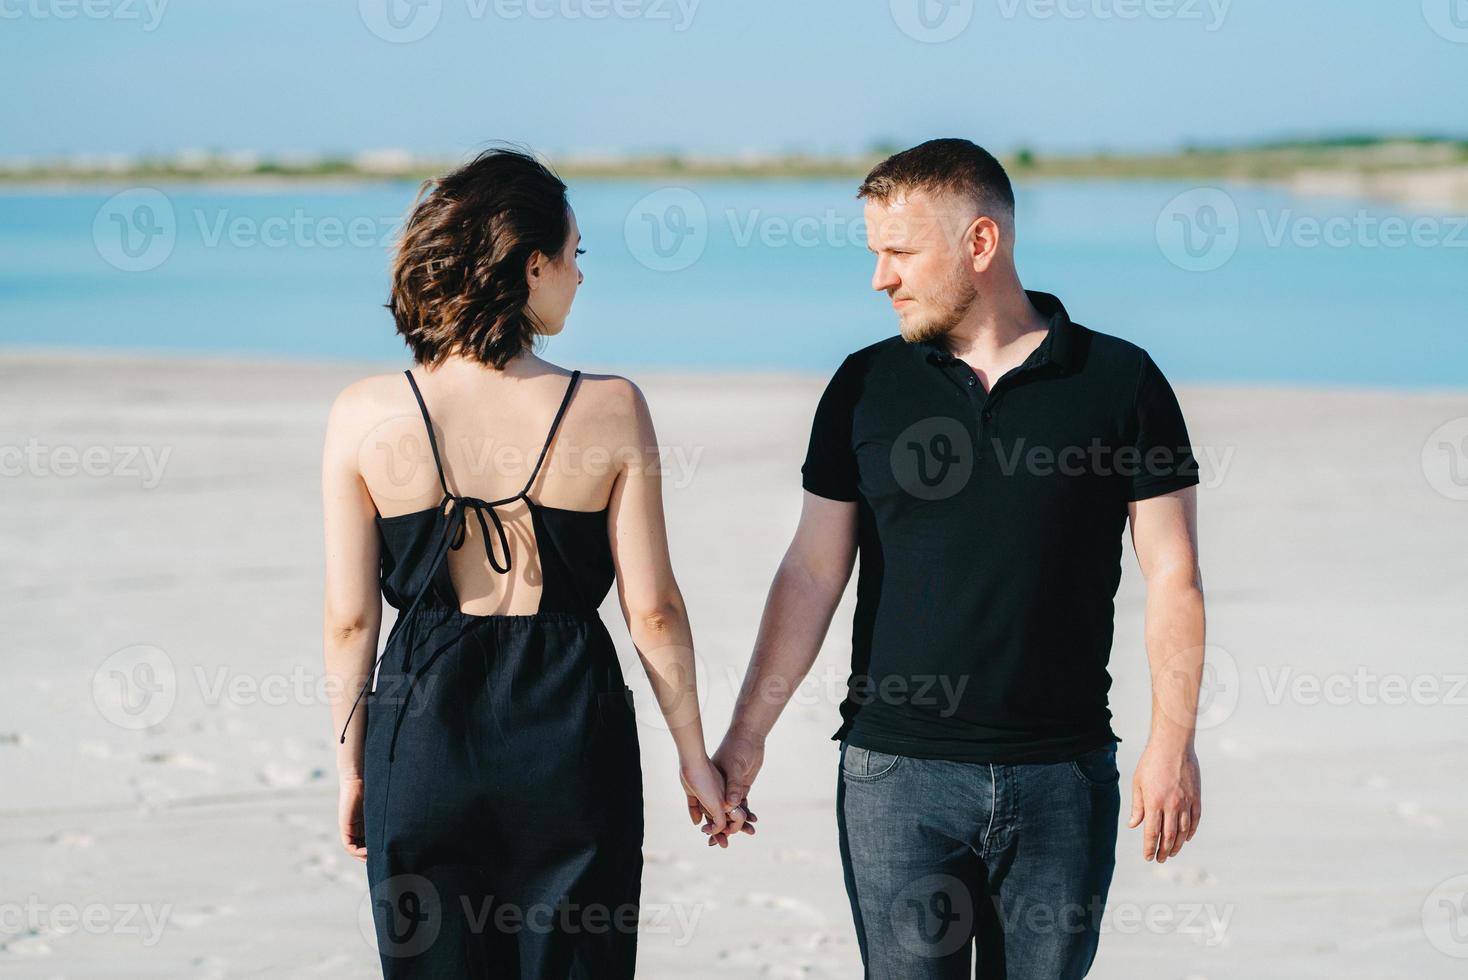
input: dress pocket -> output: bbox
[595,686,635,728]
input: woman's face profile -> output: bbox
[526,206,584,337]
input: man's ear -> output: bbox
[970,216,1002,273]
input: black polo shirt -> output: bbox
[803,291,1199,764]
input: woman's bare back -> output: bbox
[345,355,643,616]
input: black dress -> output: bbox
[345,369,644,978]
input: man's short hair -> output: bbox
[857,138,1015,225]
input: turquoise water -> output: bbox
[1,179,1463,387]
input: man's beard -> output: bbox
[896,269,977,345]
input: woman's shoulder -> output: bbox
[327,371,414,422]
[561,369,645,417]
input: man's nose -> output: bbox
[871,256,899,293]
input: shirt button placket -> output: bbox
[962,368,986,462]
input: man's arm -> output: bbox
[1126,485,1205,863]
[711,492,858,817]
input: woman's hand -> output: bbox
[339,775,368,861]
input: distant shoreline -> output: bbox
[6,140,1466,213]
[5,137,1466,183]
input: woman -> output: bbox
[321,147,747,977]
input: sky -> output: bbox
[2,0,1465,160]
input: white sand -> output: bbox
[2,351,1465,977]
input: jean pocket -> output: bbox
[840,743,903,781]
[1070,744,1120,787]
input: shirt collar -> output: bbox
[915,290,1075,372]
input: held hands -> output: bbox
[702,728,764,848]
[679,755,752,847]
[680,754,756,848]
[1128,742,1202,863]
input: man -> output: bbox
[710,139,1206,979]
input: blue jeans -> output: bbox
[836,741,1121,979]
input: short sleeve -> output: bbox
[801,356,861,502]
[1126,352,1200,501]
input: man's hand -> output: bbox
[706,729,765,847]
[1128,743,1201,863]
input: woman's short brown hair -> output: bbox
[388,146,570,368]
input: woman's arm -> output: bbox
[604,379,738,840]
[321,383,383,860]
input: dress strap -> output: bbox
[403,369,450,496]
[519,370,581,497]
